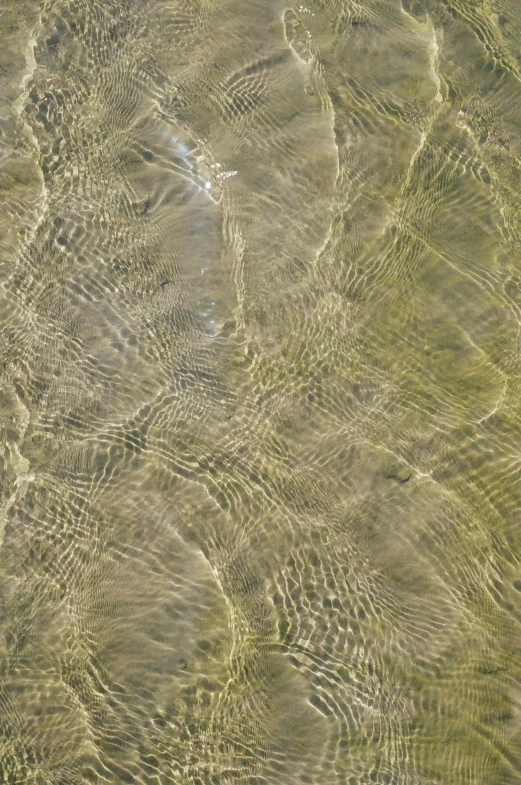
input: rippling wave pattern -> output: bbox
[1,0,521,782]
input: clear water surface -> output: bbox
[1,0,521,783]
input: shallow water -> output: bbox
[1,0,521,783]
